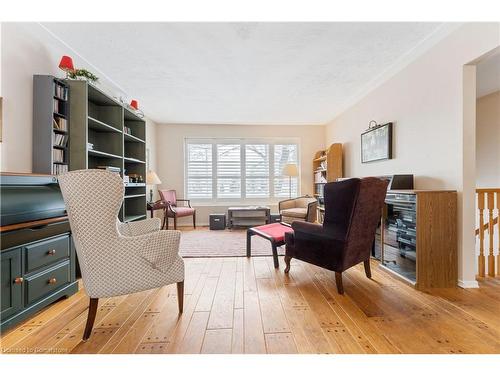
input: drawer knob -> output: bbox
[14,277,24,284]
[48,277,57,284]
[48,249,57,255]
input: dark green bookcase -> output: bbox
[65,80,147,222]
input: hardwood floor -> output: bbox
[2,256,500,354]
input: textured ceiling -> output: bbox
[477,50,500,98]
[43,22,443,125]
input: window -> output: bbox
[245,144,269,198]
[217,144,241,198]
[185,139,299,201]
[186,143,212,199]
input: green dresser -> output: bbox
[1,174,79,333]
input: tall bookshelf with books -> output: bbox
[33,75,70,175]
[313,143,343,222]
[66,80,147,222]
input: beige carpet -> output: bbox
[179,228,285,258]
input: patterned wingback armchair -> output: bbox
[284,178,388,294]
[58,170,184,341]
[279,196,317,224]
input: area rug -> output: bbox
[179,228,286,258]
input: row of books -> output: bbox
[314,171,327,183]
[53,117,68,131]
[54,84,68,101]
[315,183,325,197]
[53,99,65,114]
[53,133,68,147]
[52,163,68,175]
[52,148,65,163]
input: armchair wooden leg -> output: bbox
[177,281,184,314]
[364,259,372,278]
[335,272,344,294]
[174,216,177,230]
[193,212,196,229]
[82,298,99,341]
[284,256,292,273]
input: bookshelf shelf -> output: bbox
[124,132,145,143]
[88,116,122,133]
[124,157,146,164]
[124,214,147,223]
[124,194,146,199]
[67,79,147,222]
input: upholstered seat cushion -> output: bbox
[281,207,307,219]
[169,206,196,217]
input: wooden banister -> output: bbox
[475,188,500,277]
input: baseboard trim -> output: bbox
[458,279,479,289]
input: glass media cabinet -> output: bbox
[378,190,458,289]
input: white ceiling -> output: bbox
[42,22,444,125]
[477,50,500,98]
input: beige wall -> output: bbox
[476,91,500,188]
[0,22,158,174]
[325,23,500,286]
[155,123,325,225]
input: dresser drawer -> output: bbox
[25,261,70,305]
[25,235,70,273]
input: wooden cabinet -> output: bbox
[380,190,457,289]
[0,233,78,332]
[1,248,23,320]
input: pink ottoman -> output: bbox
[246,222,293,268]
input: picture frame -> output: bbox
[360,122,393,163]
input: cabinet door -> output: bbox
[1,249,23,320]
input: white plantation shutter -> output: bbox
[245,144,269,198]
[274,144,298,197]
[185,139,299,200]
[217,144,241,198]
[186,143,213,199]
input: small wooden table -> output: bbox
[147,200,167,229]
[246,222,293,268]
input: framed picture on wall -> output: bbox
[361,122,393,163]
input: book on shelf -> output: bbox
[53,117,68,131]
[53,133,68,147]
[52,163,68,175]
[97,166,121,173]
[54,84,68,101]
[52,148,65,163]
[314,171,327,183]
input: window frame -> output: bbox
[184,137,300,204]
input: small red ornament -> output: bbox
[58,55,75,72]
[130,100,138,110]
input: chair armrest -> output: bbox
[131,229,183,273]
[117,218,162,236]
[279,198,296,211]
[306,200,318,223]
[176,199,192,208]
[291,221,325,237]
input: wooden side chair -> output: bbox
[58,170,185,341]
[159,189,196,230]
